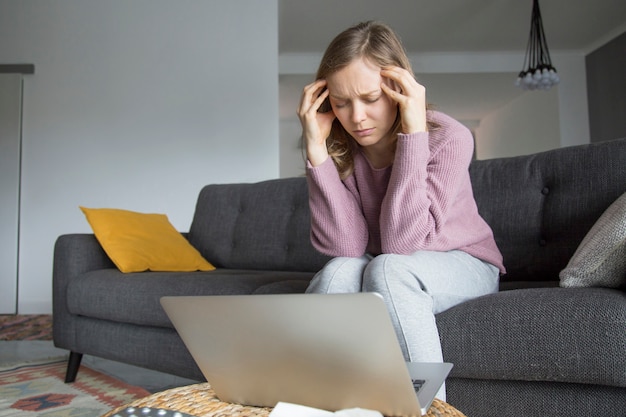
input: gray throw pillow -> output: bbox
[559,192,626,288]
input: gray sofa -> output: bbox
[53,138,626,417]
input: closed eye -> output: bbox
[332,100,348,109]
[331,94,380,109]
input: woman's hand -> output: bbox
[380,67,427,134]
[297,79,336,166]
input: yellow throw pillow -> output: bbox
[80,207,215,273]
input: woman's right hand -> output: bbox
[297,79,336,166]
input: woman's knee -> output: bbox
[306,256,369,294]
[362,254,426,293]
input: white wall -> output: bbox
[411,52,590,152]
[280,119,306,178]
[0,0,279,313]
[477,88,561,159]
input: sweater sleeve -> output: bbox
[306,157,369,257]
[380,119,475,254]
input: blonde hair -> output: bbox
[315,21,429,179]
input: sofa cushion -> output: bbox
[80,207,215,273]
[559,192,626,289]
[188,177,331,272]
[66,268,315,328]
[437,287,626,388]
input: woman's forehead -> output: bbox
[327,58,383,98]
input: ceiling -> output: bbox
[278,0,626,124]
[279,0,626,54]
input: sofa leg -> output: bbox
[64,351,83,383]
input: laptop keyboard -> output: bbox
[412,379,426,393]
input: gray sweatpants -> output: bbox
[305,250,499,400]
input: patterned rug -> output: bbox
[0,357,150,417]
[0,315,53,341]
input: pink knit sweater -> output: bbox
[306,111,506,274]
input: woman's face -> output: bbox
[326,57,398,151]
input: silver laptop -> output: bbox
[160,292,452,417]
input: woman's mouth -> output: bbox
[354,128,375,137]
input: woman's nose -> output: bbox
[351,102,367,123]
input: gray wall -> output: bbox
[586,31,626,143]
[0,0,279,313]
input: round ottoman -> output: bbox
[102,382,467,417]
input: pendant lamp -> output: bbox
[515,0,559,90]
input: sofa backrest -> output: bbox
[189,138,626,282]
[188,176,331,272]
[470,137,626,283]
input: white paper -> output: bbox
[269,402,383,417]
[269,402,334,417]
[334,408,383,417]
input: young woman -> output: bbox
[297,21,505,400]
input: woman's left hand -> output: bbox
[380,66,427,134]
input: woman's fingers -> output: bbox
[381,67,427,134]
[299,79,327,116]
[298,79,335,157]
[381,66,424,101]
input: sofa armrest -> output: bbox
[52,234,115,349]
